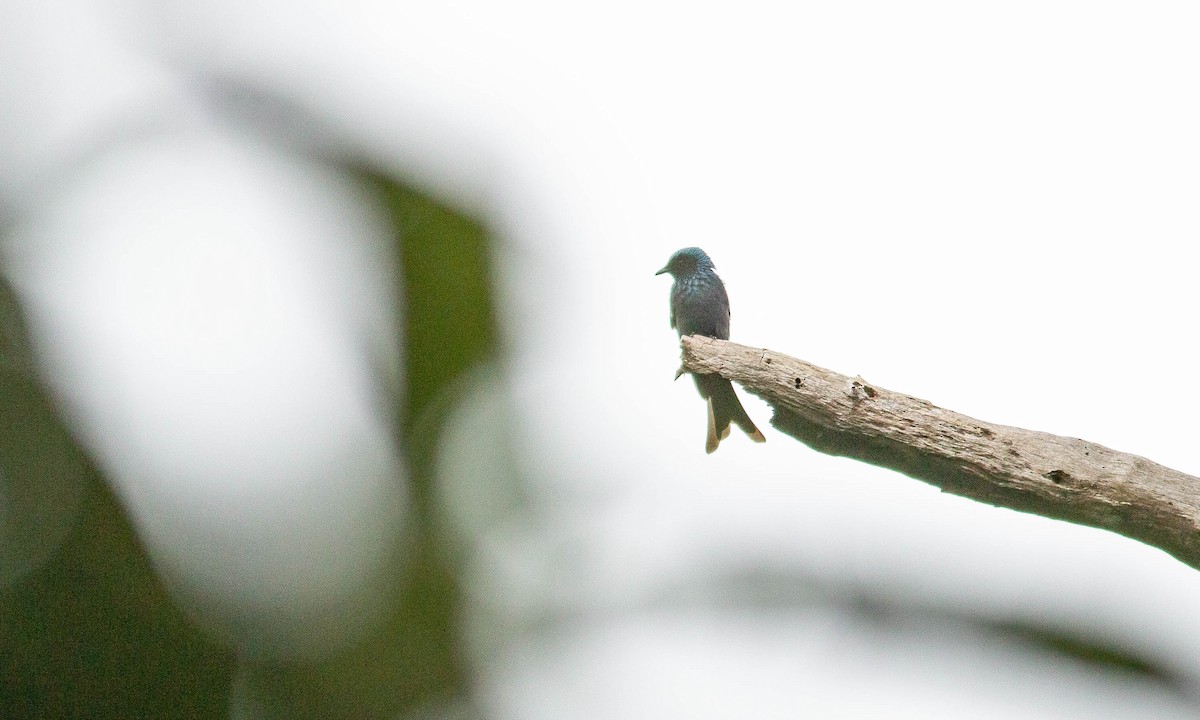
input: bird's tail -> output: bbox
[697,374,766,453]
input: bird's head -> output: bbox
[655,247,714,278]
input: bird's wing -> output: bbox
[714,279,731,340]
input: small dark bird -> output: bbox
[657,247,766,453]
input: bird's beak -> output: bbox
[655,266,669,276]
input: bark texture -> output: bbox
[681,335,1200,571]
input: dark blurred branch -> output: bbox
[682,335,1200,572]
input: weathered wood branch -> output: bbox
[681,335,1200,571]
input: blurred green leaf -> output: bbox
[225,169,500,719]
[0,164,502,718]
[990,618,1183,690]
[0,397,236,719]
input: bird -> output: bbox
[656,247,766,453]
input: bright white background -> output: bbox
[3,0,1200,717]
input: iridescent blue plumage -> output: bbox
[657,248,765,453]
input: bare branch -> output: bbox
[681,335,1200,571]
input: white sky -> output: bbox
[3,0,1200,716]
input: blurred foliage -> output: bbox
[383,179,498,442]
[990,618,1185,693]
[1,276,235,717]
[240,170,503,718]
[0,169,498,718]
[0,463,234,718]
